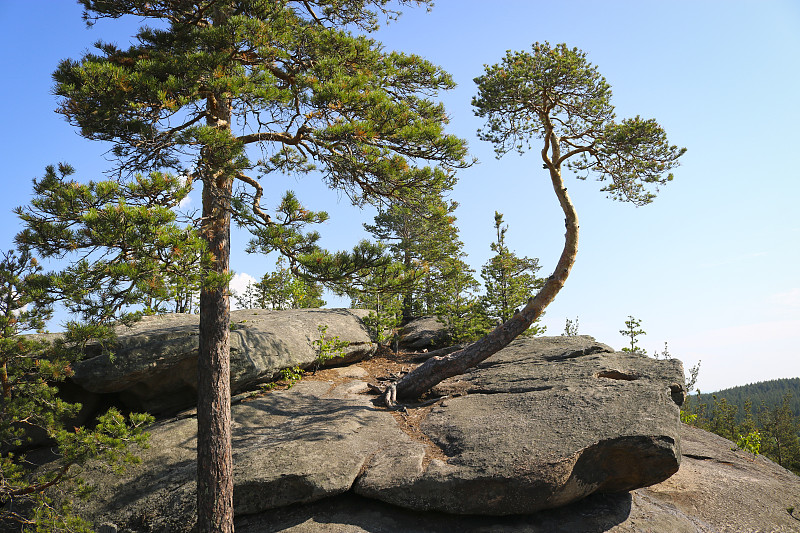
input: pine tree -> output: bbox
[620,315,647,355]
[17,166,204,347]
[364,193,488,343]
[51,3,468,528]
[385,42,684,405]
[561,317,580,336]
[0,246,152,530]
[235,281,261,310]
[480,212,545,333]
[344,261,406,343]
[707,395,738,442]
[759,394,800,470]
[435,257,490,344]
[364,192,464,322]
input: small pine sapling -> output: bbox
[620,315,647,355]
[311,325,350,374]
[561,317,580,336]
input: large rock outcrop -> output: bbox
[235,423,800,532]
[356,336,683,515]
[58,335,688,531]
[70,308,375,413]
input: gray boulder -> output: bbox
[55,379,412,532]
[398,315,449,350]
[354,335,683,514]
[237,424,800,532]
[59,335,686,532]
[70,308,375,413]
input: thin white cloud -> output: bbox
[770,288,800,308]
[229,272,258,310]
[178,171,193,209]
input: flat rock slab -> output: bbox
[70,308,375,413]
[65,379,419,532]
[354,336,684,514]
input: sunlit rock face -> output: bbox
[56,335,695,532]
[70,308,376,413]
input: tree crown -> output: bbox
[54,0,470,282]
[473,41,685,205]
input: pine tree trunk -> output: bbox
[196,90,235,532]
[197,278,233,532]
[385,129,577,404]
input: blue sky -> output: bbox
[1,1,798,393]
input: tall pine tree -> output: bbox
[364,192,464,322]
[51,2,468,529]
[480,212,545,332]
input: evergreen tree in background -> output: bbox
[561,317,580,336]
[344,262,406,343]
[364,192,465,322]
[50,2,468,528]
[619,315,647,355]
[693,378,800,421]
[707,395,738,442]
[759,393,800,471]
[681,383,800,474]
[234,257,325,310]
[480,212,545,334]
[363,193,490,344]
[434,257,490,344]
[155,233,203,315]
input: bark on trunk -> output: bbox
[385,128,578,404]
[197,279,233,532]
[196,90,235,532]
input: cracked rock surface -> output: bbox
[62,379,414,532]
[235,423,800,532]
[58,335,690,532]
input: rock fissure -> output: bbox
[682,453,735,466]
[542,345,612,361]
[597,370,640,381]
[454,385,554,396]
[389,404,451,467]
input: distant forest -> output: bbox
[683,377,800,474]
[695,377,800,423]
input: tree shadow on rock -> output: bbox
[235,491,635,533]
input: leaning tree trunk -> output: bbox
[384,129,577,405]
[196,91,235,532]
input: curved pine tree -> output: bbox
[384,42,685,405]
